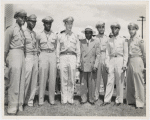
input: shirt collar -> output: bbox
[44,30,52,35]
[97,34,104,38]
[86,39,91,43]
[130,34,138,41]
[65,30,73,36]
[14,23,22,30]
[26,28,33,33]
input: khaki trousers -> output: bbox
[39,52,56,105]
[25,54,38,106]
[59,55,76,104]
[104,57,125,103]
[6,49,25,114]
[126,57,145,107]
[95,52,108,100]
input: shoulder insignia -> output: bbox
[141,40,144,43]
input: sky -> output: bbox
[5,2,147,39]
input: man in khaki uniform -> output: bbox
[24,14,38,107]
[95,21,108,101]
[38,16,57,105]
[80,26,100,105]
[101,23,128,106]
[56,17,80,104]
[126,23,146,108]
[5,9,27,114]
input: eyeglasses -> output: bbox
[19,16,27,20]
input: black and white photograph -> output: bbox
[2,0,148,118]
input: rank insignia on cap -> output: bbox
[141,40,144,43]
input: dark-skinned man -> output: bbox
[101,23,128,106]
[24,14,38,107]
[126,23,146,109]
[56,17,80,104]
[95,21,108,101]
[37,16,57,106]
[80,26,100,105]
[5,9,27,115]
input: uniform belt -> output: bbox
[129,55,142,58]
[60,52,76,55]
[110,54,123,57]
[26,52,37,55]
[41,49,54,53]
[101,50,106,53]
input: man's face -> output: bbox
[112,27,120,36]
[85,31,93,40]
[128,27,137,37]
[27,20,36,30]
[17,16,26,26]
[97,25,105,34]
[44,22,52,31]
[65,22,73,31]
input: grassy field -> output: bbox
[4,85,146,116]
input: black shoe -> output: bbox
[100,102,110,106]
[114,103,122,106]
[80,101,87,105]
[90,102,95,105]
[7,112,17,115]
[50,103,56,106]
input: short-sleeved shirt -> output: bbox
[56,31,80,64]
[128,35,146,64]
[38,30,57,51]
[24,28,37,53]
[5,23,25,54]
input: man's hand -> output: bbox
[143,68,146,73]
[78,66,82,72]
[76,63,80,69]
[106,67,109,73]
[122,67,126,73]
[92,67,97,73]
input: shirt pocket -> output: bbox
[70,39,76,49]
[13,33,24,46]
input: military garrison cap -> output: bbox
[110,22,121,29]
[14,9,27,19]
[128,23,139,30]
[27,14,37,21]
[95,21,105,28]
[63,16,74,23]
[42,16,54,23]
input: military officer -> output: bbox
[24,14,38,107]
[56,17,80,104]
[80,26,100,105]
[37,16,57,105]
[101,23,128,106]
[126,23,146,108]
[5,9,27,114]
[95,21,108,101]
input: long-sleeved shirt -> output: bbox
[24,28,38,53]
[128,35,146,65]
[5,23,25,61]
[56,31,80,65]
[37,30,57,51]
[105,35,128,68]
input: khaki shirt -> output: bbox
[105,35,128,68]
[24,28,38,53]
[56,31,80,65]
[5,23,25,54]
[96,34,108,52]
[128,35,146,65]
[37,30,57,51]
